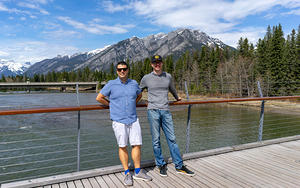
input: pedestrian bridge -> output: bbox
[0,96,299,188]
[2,136,300,188]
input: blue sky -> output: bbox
[0,0,300,65]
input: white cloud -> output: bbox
[0,2,26,14]
[30,0,53,5]
[57,16,134,34]
[0,51,10,57]
[102,0,133,13]
[0,41,79,64]
[42,29,81,39]
[212,27,266,47]
[106,0,300,34]
[284,8,300,15]
[17,2,49,15]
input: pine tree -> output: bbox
[1,74,6,82]
[284,30,298,94]
[269,24,285,95]
[296,25,300,83]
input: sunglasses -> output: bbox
[151,61,162,64]
[117,67,128,72]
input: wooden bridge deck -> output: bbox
[2,137,300,188]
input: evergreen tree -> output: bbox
[165,55,174,74]
[109,63,115,80]
[1,75,6,82]
[284,30,298,94]
[269,24,286,95]
[296,25,300,83]
[33,74,40,82]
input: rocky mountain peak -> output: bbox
[25,28,233,76]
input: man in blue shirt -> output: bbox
[96,61,152,186]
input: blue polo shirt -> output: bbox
[100,77,141,125]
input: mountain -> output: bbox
[0,59,31,77]
[25,28,233,76]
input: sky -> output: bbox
[0,0,300,65]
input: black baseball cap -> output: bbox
[151,55,162,63]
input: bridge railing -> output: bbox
[0,95,299,184]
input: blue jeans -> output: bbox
[147,109,183,169]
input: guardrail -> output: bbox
[0,95,299,184]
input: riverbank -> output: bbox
[177,93,300,115]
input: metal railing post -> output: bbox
[184,81,192,154]
[257,81,265,141]
[76,83,81,171]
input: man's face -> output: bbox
[151,61,163,72]
[116,64,129,79]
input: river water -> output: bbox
[0,92,299,183]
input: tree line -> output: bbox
[1,24,299,97]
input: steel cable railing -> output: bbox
[0,95,300,184]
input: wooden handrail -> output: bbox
[0,96,299,116]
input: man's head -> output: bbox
[151,55,163,73]
[116,61,129,80]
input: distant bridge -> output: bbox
[0,82,100,92]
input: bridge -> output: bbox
[0,96,299,187]
[0,82,100,92]
[1,136,300,188]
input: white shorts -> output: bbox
[112,119,142,147]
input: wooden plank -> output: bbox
[88,177,101,188]
[143,167,170,188]
[179,160,225,188]
[118,172,144,188]
[262,145,300,160]
[216,153,286,186]
[108,174,126,188]
[193,157,257,188]
[156,164,191,188]
[81,179,92,188]
[167,163,209,188]
[185,159,250,188]
[280,140,300,150]
[95,176,109,188]
[240,148,300,173]
[58,182,67,188]
[201,155,277,188]
[73,180,84,188]
[51,184,59,188]
[229,150,300,186]
[216,153,298,187]
[102,174,117,188]
[66,181,76,188]
[132,171,154,188]
[257,148,300,167]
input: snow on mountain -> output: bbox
[25,28,234,75]
[0,59,31,76]
[87,45,111,56]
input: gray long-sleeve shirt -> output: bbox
[140,72,179,110]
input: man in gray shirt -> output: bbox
[140,55,194,177]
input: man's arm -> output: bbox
[139,76,147,92]
[169,77,181,101]
[96,93,109,106]
[136,93,142,104]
